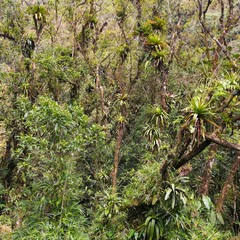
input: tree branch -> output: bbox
[173,140,212,169]
[203,0,212,19]
[232,115,240,122]
[197,0,238,69]
[205,134,240,151]
[170,133,240,170]
[0,33,16,42]
[220,89,240,111]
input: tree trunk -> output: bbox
[199,144,217,196]
[160,69,168,111]
[216,151,240,213]
[96,65,107,126]
[111,123,124,194]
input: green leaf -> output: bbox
[210,210,216,224]
[180,192,187,205]
[171,192,176,209]
[216,212,224,224]
[189,125,195,133]
[149,219,155,240]
[152,195,158,205]
[155,222,160,240]
[196,200,202,210]
[202,195,211,210]
[104,208,109,216]
[145,216,152,225]
[165,188,172,200]
[145,60,151,69]
[158,219,164,236]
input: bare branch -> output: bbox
[173,140,212,169]
[226,0,234,30]
[0,33,16,42]
[203,0,212,19]
[220,89,240,111]
[219,0,224,28]
[205,134,240,151]
[197,0,238,68]
[169,131,240,170]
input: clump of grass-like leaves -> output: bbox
[183,96,217,144]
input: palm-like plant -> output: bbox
[144,125,162,153]
[99,191,122,219]
[144,105,168,153]
[148,17,167,31]
[138,214,165,240]
[146,34,163,46]
[116,114,127,124]
[183,97,217,145]
[164,176,189,210]
[115,93,129,108]
[146,105,168,128]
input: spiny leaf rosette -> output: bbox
[183,97,217,145]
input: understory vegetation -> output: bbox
[0,0,239,239]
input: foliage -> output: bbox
[183,96,216,143]
[0,0,239,238]
[6,97,105,238]
[123,161,162,206]
[138,213,165,240]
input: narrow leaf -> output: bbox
[165,188,172,200]
[172,192,176,209]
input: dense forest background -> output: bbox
[0,0,239,239]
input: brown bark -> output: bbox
[33,13,45,43]
[160,121,240,178]
[205,134,240,151]
[216,151,240,213]
[171,134,240,170]
[3,137,12,161]
[110,11,128,192]
[96,65,107,126]
[160,140,211,180]
[198,144,217,196]
[160,69,168,111]
[172,140,212,169]
[197,0,238,69]
[111,123,124,194]
[220,89,239,112]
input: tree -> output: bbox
[0,0,239,238]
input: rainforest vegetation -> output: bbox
[0,0,240,239]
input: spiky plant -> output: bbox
[138,214,165,240]
[183,97,217,145]
[146,34,163,46]
[148,17,167,32]
[146,105,168,128]
[144,105,168,153]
